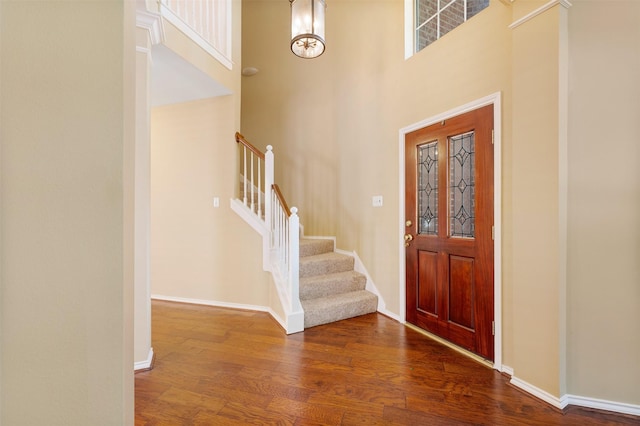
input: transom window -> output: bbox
[415,0,489,52]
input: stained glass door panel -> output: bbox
[405,105,494,361]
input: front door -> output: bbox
[405,105,494,360]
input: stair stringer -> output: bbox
[231,197,304,334]
[335,248,398,321]
[230,198,266,237]
[268,258,304,334]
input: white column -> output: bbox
[133,11,161,371]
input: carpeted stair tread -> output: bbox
[301,290,378,328]
[299,238,334,257]
[298,236,378,329]
[300,270,367,300]
[299,252,354,278]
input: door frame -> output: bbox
[398,92,503,371]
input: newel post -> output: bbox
[263,146,274,271]
[289,207,302,313]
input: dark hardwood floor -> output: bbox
[136,300,638,425]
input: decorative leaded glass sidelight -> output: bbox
[418,141,438,235]
[449,131,475,238]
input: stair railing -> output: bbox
[234,133,303,332]
[159,0,232,68]
[235,132,266,219]
[271,185,302,317]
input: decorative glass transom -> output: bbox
[415,0,489,52]
[449,131,475,238]
[418,141,439,235]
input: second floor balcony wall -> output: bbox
[160,0,232,69]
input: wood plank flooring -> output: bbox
[136,300,638,425]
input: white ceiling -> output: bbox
[151,44,231,107]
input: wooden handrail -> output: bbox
[272,184,291,217]
[235,132,265,160]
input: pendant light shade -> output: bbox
[290,0,326,59]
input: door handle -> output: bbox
[404,233,414,247]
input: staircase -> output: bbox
[233,133,380,332]
[299,238,378,328]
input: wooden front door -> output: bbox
[405,105,494,360]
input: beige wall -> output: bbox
[567,0,640,404]
[242,0,512,320]
[241,0,514,366]
[150,97,271,307]
[510,2,564,397]
[1,1,134,424]
[0,1,3,420]
[147,0,273,311]
[241,0,640,406]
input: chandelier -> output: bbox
[290,0,326,59]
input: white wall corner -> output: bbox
[136,10,164,45]
[501,365,514,377]
[134,347,155,371]
[509,375,567,410]
[498,366,639,417]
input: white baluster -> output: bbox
[242,146,247,206]
[289,207,301,312]
[250,152,255,212]
[265,146,274,238]
[257,158,262,218]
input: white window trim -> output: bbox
[405,0,491,59]
[404,0,414,59]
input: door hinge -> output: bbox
[492,225,495,240]
[492,129,495,144]
[492,321,495,336]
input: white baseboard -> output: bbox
[336,248,389,315]
[509,375,566,409]
[566,394,640,417]
[505,367,640,417]
[501,364,514,376]
[151,294,305,335]
[378,308,402,322]
[134,347,154,371]
[151,294,270,314]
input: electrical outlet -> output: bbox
[213,197,220,208]
[372,195,383,207]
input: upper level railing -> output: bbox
[235,132,266,219]
[159,0,232,69]
[234,133,302,331]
